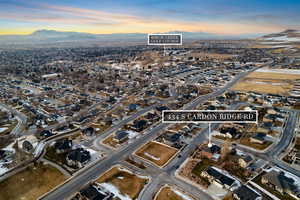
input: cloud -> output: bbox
[0,1,292,35]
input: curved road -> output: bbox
[40,63,271,200]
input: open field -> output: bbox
[135,141,178,167]
[0,163,66,200]
[232,71,300,95]
[232,81,292,95]
[96,166,148,199]
[247,72,300,80]
[155,186,194,200]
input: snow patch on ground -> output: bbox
[0,127,8,133]
[99,182,132,200]
[144,152,160,160]
[0,166,9,176]
[136,174,149,179]
[82,146,101,162]
[263,35,300,42]
[0,142,16,176]
[126,130,139,139]
[260,41,287,45]
[2,141,16,154]
[256,67,300,75]
[172,189,194,200]
[118,167,134,174]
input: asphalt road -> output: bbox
[40,66,259,200]
[0,103,27,136]
[214,110,300,177]
[40,64,271,200]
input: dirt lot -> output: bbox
[102,135,121,149]
[135,141,178,167]
[240,137,272,150]
[155,186,194,200]
[96,166,148,199]
[0,163,66,200]
[90,123,111,134]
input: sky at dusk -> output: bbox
[0,0,299,35]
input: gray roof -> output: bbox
[234,185,261,200]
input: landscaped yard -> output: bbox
[0,163,66,200]
[44,146,69,167]
[191,158,212,177]
[135,141,178,167]
[96,165,149,199]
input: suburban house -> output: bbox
[18,135,39,153]
[67,148,91,168]
[238,155,254,168]
[82,127,95,136]
[216,126,241,139]
[233,185,262,200]
[161,132,185,149]
[201,166,240,191]
[261,170,300,199]
[38,129,54,139]
[80,184,113,200]
[199,144,221,161]
[132,120,147,132]
[250,133,266,144]
[54,139,73,154]
[128,103,138,111]
[113,130,129,143]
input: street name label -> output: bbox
[162,110,258,123]
[148,34,182,45]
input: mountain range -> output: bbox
[0,29,264,47]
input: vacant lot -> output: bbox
[233,77,293,96]
[155,186,194,200]
[0,163,66,200]
[232,71,300,95]
[102,135,120,149]
[240,137,272,150]
[135,141,178,167]
[96,166,148,199]
[247,72,300,80]
[90,123,111,134]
